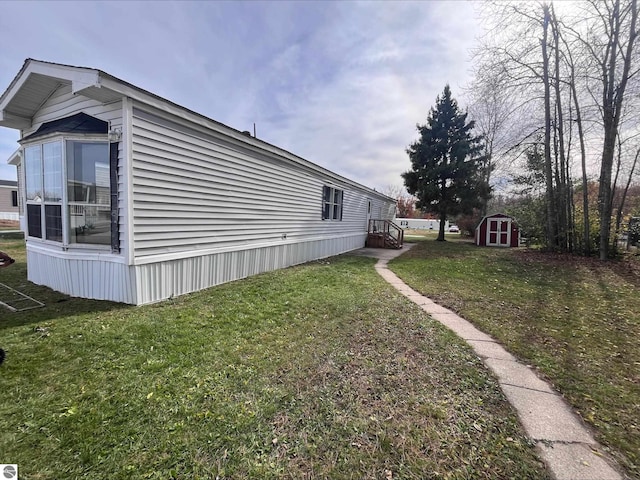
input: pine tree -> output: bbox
[402,85,490,241]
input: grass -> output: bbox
[0,238,548,480]
[389,234,640,479]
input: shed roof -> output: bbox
[475,213,519,231]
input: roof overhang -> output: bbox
[0,59,121,130]
[7,148,21,166]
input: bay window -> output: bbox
[23,138,112,247]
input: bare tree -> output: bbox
[473,0,640,258]
[556,10,593,255]
[587,0,639,259]
[467,71,515,217]
[381,185,417,218]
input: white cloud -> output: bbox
[0,0,482,191]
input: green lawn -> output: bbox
[0,239,548,480]
[389,235,640,479]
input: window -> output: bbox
[25,141,69,241]
[11,190,17,207]
[322,186,343,220]
[67,141,111,245]
[23,139,111,247]
[27,204,42,238]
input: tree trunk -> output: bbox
[614,148,639,241]
[576,98,590,256]
[552,8,569,252]
[437,211,446,241]
[558,11,590,255]
[542,5,557,250]
[437,179,446,241]
[597,0,638,260]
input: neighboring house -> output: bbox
[394,218,449,231]
[0,59,396,305]
[475,213,520,248]
[0,178,19,221]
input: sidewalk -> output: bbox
[351,244,625,480]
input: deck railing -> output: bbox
[367,219,404,249]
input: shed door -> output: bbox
[487,218,511,247]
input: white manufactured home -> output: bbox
[395,218,449,231]
[0,179,19,221]
[0,59,396,305]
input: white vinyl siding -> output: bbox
[0,186,19,214]
[21,84,127,256]
[130,106,380,259]
[23,84,122,137]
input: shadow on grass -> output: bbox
[0,297,129,331]
[1,257,128,330]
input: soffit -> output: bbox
[0,60,120,130]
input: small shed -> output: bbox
[475,213,520,248]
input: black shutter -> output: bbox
[322,186,329,219]
[339,190,344,221]
[110,142,120,253]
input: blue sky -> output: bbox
[0,0,481,191]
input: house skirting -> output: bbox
[0,212,19,221]
[26,245,135,304]
[26,233,366,305]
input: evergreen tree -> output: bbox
[402,85,490,241]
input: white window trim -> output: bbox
[21,134,111,251]
[322,185,343,221]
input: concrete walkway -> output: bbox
[351,244,625,480]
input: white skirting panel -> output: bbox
[134,233,366,305]
[24,234,365,305]
[26,248,135,304]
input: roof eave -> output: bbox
[7,148,21,166]
[0,111,31,129]
[98,75,394,201]
[0,59,102,131]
